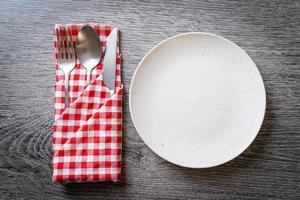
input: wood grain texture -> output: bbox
[0,0,299,199]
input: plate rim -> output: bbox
[129,32,266,168]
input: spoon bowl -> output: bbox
[76,25,102,85]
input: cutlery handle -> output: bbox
[64,73,69,108]
[86,69,91,86]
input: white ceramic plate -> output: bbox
[129,32,266,168]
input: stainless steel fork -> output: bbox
[56,27,76,108]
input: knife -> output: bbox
[103,28,118,95]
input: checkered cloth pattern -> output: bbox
[52,24,123,183]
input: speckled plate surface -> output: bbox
[129,32,266,168]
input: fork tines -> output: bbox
[56,27,74,60]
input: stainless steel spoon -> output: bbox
[76,25,102,85]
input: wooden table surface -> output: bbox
[0,0,299,199]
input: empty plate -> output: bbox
[129,32,266,168]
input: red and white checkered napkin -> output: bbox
[52,24,122,183]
